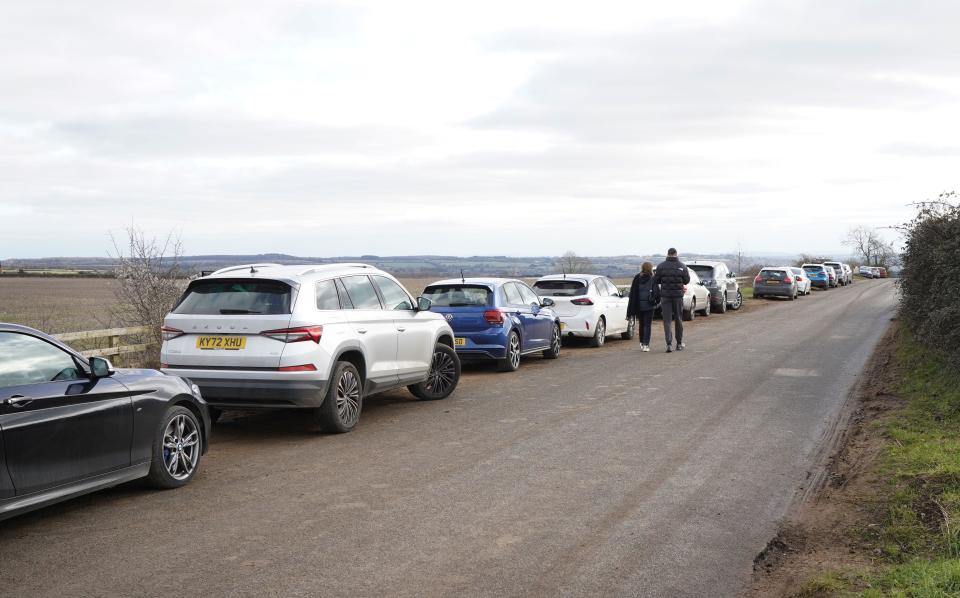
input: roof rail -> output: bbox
[296,263,374,276]
[209,263,283,276]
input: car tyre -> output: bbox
[589,317,606,347]
[543,323,561,359]
[316,361,363,433]
[731,290,743,310]
[621,317,636,340]
[701,299,711,316]
[409,343,461,400]
[717,297,728,314]
[499,330,522,372]
[146,405,203,489]
[683,299,695,321]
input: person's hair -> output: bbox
[641,262,653,275]
[667,247,678,257]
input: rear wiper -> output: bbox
[448,303,475,307]
[219,309,262,314]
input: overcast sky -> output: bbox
[1,0,956,259]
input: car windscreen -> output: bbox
[422,284,493,307]
[532,280,588,296]
[173,279,293,315]
[688,265,715,280]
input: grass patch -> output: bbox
[742,286,754,300]
[809,328,960,596]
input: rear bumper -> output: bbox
[161,369,327,408]
[559,313,597,337]
[753,285,796,297]
[452,332,508,360]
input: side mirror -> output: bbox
[541,297,555,307]
[417,296,432,311]
[90,357,114,380]
[728,272,736,278]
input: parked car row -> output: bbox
[754,261,856,300]
[858,265,888,278]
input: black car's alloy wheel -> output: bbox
[409,343,461,400]
[543,323,561,358]
[147,405,202,489]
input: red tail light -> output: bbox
[261,326,323,343]
[160,326,184,341]
[278,363,318,372]
[160,363,169,369]
[784,276,793,283]
[754,276,762,283]
[483,309,504,325]
[571,298,594,306]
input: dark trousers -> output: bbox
[637,311,653,345]
[660,297,684,346]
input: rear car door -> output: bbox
[338,276,400,391]
[0,332,133,496]
[517,282,550,347]
[371,275,432,384]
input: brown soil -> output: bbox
[744,322,905,597]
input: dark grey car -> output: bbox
[0,323,211,521]
[687,260,743,313]
[753,268,799,300]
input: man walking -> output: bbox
[653,248,690,352]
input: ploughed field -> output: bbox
[0,279,896,597]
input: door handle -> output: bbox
[397,327,406,332]
[357,328,368,334]
[5,395,33,407]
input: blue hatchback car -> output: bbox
[801,264,831,289]
[422,278,562,372]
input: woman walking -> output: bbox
[626,262,660,352]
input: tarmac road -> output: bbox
[0,280,897,597]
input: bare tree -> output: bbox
[110,227,186,348]
[795,254,834,266]
[843,226,896,267]
[555,251,594,273]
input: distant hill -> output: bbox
[0,252,836,278]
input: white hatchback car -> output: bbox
[532,274,633,347]
[160,263,459,433]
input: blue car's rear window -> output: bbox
[422,285,492,307]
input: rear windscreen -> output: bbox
[533,280,588,296]
[803,266,823,273]
[422,285,492,307]
[173,279,293,315]
[688,265,714,279]
[760,270,786,280]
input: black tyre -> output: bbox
[543,323,561,358]
[683,299,695,321]
[499,330,522,372]
[716,297,728,314]
[409,343,460,400]
[589,317,606,347]
[701,299,711,316]
[146,405,203,489]
[316,361,363,433]
[621,317,636,340]
[789,291,796,301]
[731,290,744,310]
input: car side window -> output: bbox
[340,276,383,310]
[592,280,607,297]
[517,283,540,306]
[0,332,84,388]
[315,279,341,310]
[604,278,621,296]
[372,275,414,310]
[503,283,524,306]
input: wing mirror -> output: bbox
[90,357,115,380]
[541,297,555,307]
[416,296,432,311]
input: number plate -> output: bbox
[454,338,466,346]
[196,335,246,350]
[766,280,780,284]
[560,322,566,330]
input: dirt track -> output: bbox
[0,281,897,597]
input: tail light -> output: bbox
[278,364,318,372]
[784,276,793,283]
[261,326,323,343]
[483,310,504,325]
[754,275,762,283]
[160,363,169,369]
[572,298,594,306]
[160,326,184,341]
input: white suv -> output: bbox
[160,263,460,433]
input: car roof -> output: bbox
[201,263,382,285]
[686,260,725,267]
[427,277,522,288]
[536,274,601,282]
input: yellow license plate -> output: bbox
[196,335,246,350]
[454,338,466,346]
[560,322,566,330]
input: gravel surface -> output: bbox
[0,280,897,597]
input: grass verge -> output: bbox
[801,327,960,597]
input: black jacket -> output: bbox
[626,273,659,316]
[653,256,690,299]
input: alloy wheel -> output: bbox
[425,349,457,396]
[508,333,521,369]
[336,369,361,427]
[162,414,200,481]
[551,324,561,354]
[596,319,605,346]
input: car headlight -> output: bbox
[190,383,202,398]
